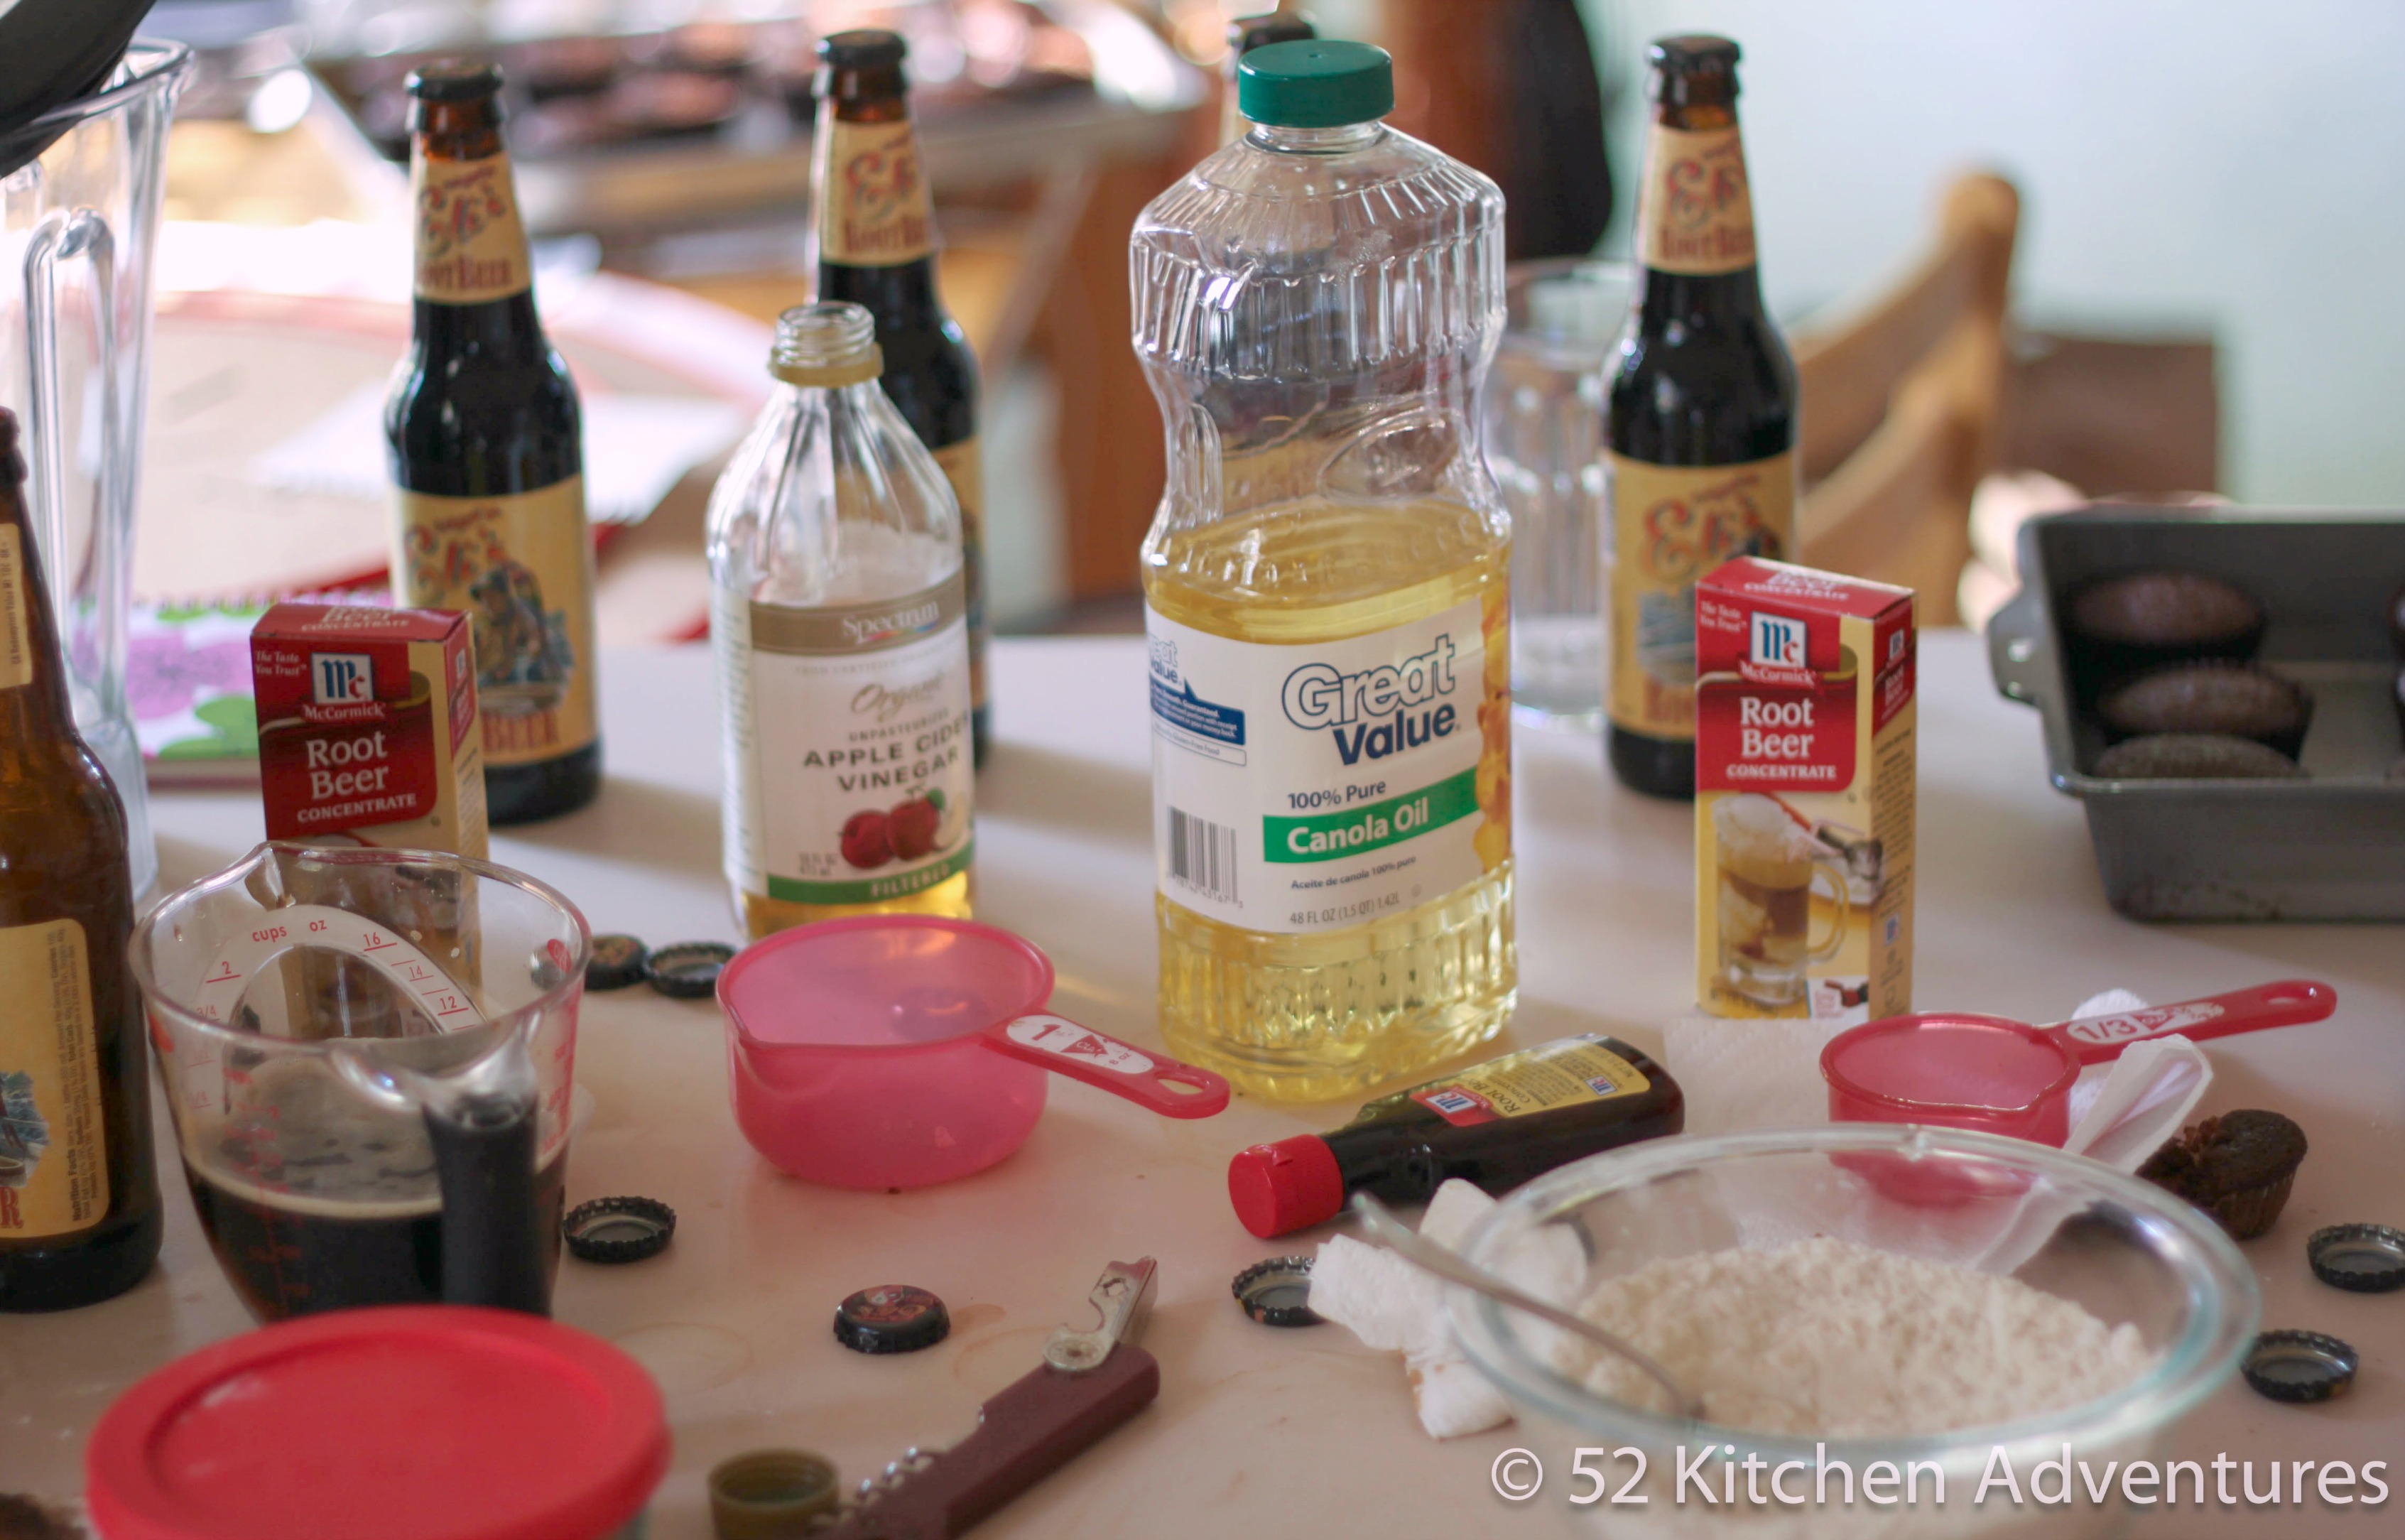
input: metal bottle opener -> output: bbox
[815,1259,1161,1539]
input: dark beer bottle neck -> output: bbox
[411,289,550,366]
[818,257,945,329]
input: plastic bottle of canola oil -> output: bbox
[1131,40,1514,1102]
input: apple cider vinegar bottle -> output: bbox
[707,303,974,939]
[1132,42,1515,1102]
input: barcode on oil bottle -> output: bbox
[1166,808,1239,904]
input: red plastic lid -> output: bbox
[1227,1134,1345,1238]
[87,1306,670,1540]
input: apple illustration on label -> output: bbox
[840,808,894,868]
[889,793,941,860]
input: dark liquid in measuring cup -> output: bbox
[186,1154,565,1321]
[180,1061,563,1320]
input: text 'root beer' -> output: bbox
[252,602,487,859]
[1696,558,1916,1021]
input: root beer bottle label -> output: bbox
[817,118,933,266]
[1605,35,1798,799]
[412,151,531,303]
[387,63,599,823]
[0,408,161,1307]
[1607,455,1791,739]
[394,481,597,774]
[815,31,989,765]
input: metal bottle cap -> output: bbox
[2308,1224,2405,1294]
[2243,1330,2359,1404]
[1232,1256,1322,1327]
[563,1196,676,1264]
[835,1284,951,1355]
[586,933,649,991]
[646,941,736,999]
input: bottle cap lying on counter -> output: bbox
[86,1306,668,1540]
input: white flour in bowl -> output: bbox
[1563,1237,2156,1436]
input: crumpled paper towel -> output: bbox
[2056,991,2213,1171]
[1308,1179,1583,1439]
[1662,988,2212,1176]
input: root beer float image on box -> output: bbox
[252,603,488,859]
[1695,558,1913,1021]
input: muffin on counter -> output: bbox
[2141,1109,2308,1240]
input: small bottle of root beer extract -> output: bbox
[707,302,975,940]
[1226,1036,1683,1238]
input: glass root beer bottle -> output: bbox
[387,61,600,823]
[813,30,988,766]
[1605,36,1798,799]
[0,407,162,1311]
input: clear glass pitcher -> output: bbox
[129,842,590,1321]
[0,41,192,899]
[1486,258,1633,730]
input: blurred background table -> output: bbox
[2,631,2398,1537]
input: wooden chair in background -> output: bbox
[1793,173,2020,625]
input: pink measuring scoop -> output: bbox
[1822,980,2337,1148]
[719,916,1229,1188]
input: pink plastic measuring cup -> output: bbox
[718,916,1229,1188]
[1821,979,2337,1148]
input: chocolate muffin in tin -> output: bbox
[2097,660,2313,759]
[2063,570,2264,702]
[2092,733,2304,781]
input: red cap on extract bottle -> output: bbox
[1227,1134,1346,1238]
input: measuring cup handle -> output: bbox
[2052,979,2338,1063]
[984,1014,1229,1119]
[1806,852,1852,965]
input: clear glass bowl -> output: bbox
[1449,1125,2257,1538]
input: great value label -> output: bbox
[1146,604,1487,934]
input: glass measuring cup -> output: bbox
[718,916,1229,1188]
[129,842,589,1319]
[1822,980,2338,1148]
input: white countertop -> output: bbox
[4,633,2399,1536]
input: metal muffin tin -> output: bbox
[1988,506,2405,921]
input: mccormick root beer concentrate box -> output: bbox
[1695,558,1914,1021]
[252,604,488,858]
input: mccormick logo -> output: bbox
[1750,612,1805,669]
[312,653,374,705]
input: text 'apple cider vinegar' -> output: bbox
[1131,41,1515,1102]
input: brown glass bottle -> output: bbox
[0,408,161,1310]
[1226,1036,1683,1237]
[1605,36,1797,799]
[386,62,600,823]
[814,31,988,766]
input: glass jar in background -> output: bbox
[1484,259,1633,730]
